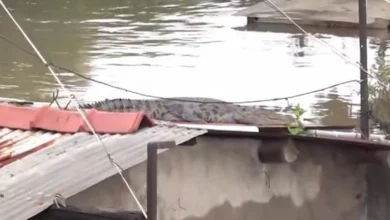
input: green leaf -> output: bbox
[288,127,302,135]
[287,104,306,136]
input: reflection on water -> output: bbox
[0,0,389,126]
[311,88,357,127]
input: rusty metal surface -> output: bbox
[0,128,65,168]
[0,125,206,220]
[0,103,154,134]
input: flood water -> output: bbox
[0,0,389,126]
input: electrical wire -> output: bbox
[0,32,361,104]
[0,1,148,218]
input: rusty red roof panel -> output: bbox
[0,104,40,130]
[0,103,155,134]
[83,109,154,134]
[32,106,85,133]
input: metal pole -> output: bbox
[147,143,158,220]
[359,0,369,139]
[146,141,176,220]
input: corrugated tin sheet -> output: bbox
[0,103,154,134]
[0,128,66,167]
[0,125,207,220]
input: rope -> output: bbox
[0,1,147,218]
[263,0,389,89]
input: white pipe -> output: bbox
[304,129,390,144]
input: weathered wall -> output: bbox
[67,136,367,220]
[366,164,390,220]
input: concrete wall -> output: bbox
[366,165,390,220]
[67,136,368,220]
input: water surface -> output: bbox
[0,0,389,126]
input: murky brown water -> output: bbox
[0,0,389,126]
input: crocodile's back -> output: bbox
[79,97,292,126]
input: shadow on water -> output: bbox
[0,0,389,126]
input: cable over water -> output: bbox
[0,32,365,105]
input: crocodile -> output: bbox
[77,97,294,126]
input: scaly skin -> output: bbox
[78,97,293,126]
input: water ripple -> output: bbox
[1,0,389,125]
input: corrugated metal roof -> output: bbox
[0,125,207,220]
[0,103,155,134]
[0,128,66,167]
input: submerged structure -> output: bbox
[234,0,390,29]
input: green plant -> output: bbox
[287,104,306,135]
[370,64,390,99]
[369,62,390,125]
